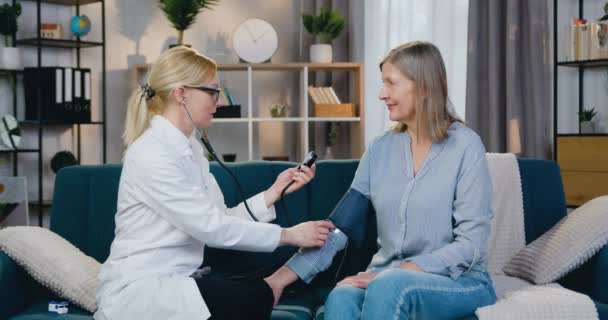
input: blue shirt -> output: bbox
[356,122,493,279]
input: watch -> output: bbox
[233,18,278,63]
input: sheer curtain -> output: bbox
[358,0,470,145]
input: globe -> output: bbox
[70,15,91,37]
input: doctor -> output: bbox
[94,46,334,320]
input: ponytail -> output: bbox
[123,87,154,147]
[122,46,217,147]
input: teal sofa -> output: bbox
[1,159,607,319]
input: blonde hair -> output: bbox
[380,41,461,142]
[123,46,217,147]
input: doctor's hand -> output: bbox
[279,220,334,248]
[264,165,316,207]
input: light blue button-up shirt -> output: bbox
[355,122,493,279]
[286,121,494,282]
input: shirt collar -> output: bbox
[150,115,193,157]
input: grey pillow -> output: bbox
[0,226,99,312]
[503,196,608,284]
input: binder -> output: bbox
[73,69,82,123]
[24,67,64,121]
[82,69,92,123]
[63,67,73,122]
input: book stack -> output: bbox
[307,86,355,117]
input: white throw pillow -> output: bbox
[0,226,99,312]
[503,196,608,284]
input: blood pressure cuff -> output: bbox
[285,188,372,284]
[327,188,373,249]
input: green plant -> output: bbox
[599,2,608,21]
[159,0,219,45]
[578,107,598,122]
[0,3,22,47]
[270,103,287,117]
[303,6,345,44]
[327,122,338,146]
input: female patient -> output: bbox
[264,41,497,319]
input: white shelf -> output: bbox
[253,117,305,122]
[308,117,361,122]
[212,118,248,123]
[213,117,361,123]
[131,63,365,161]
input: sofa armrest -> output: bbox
[0,251,27,318]
[588,245,608,304]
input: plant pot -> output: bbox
[580,121,595,134]
[1,47,21,70]
[310,44,333,63]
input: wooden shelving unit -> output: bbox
[131,62,365,161]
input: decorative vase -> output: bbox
[310,44,332,63]
[580,121,595,134]
[1,47,21,70]
[324,146,334,159]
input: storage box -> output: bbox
[313,103,356,117]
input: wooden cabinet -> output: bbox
[557,136,608,206]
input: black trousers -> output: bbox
[192,276,274,320]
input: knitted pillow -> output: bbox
[503,196,608,284]
[0,226,99,312]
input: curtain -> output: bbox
[465,0,552,159]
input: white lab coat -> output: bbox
[94,115,281,320]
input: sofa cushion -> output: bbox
[0,227,99,312]
[518,159,567,243]
[504,196,608,285]
[50,165,122,263]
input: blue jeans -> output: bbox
[324,267,496,320]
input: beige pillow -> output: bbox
[0,226,99,312]
[503,196,608,284]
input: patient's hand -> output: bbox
[399,262,424,272]
[337,272,379,289]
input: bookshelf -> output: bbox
[131,62,365,161]
[0,0,107,226]
[553,0,608,206]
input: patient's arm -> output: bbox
[266,146,375,298]
[264,230,347,304]
[264,186,372,304]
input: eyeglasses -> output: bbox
[186,85,221,103]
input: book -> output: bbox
[326,87,341,104]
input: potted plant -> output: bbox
[303,6,345,63]
[325,122,338,159]
[599,2,608,21]
[159,0,219,47]
[0,3,22,70]
[270,103,287,117]
[578,107,598,133]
